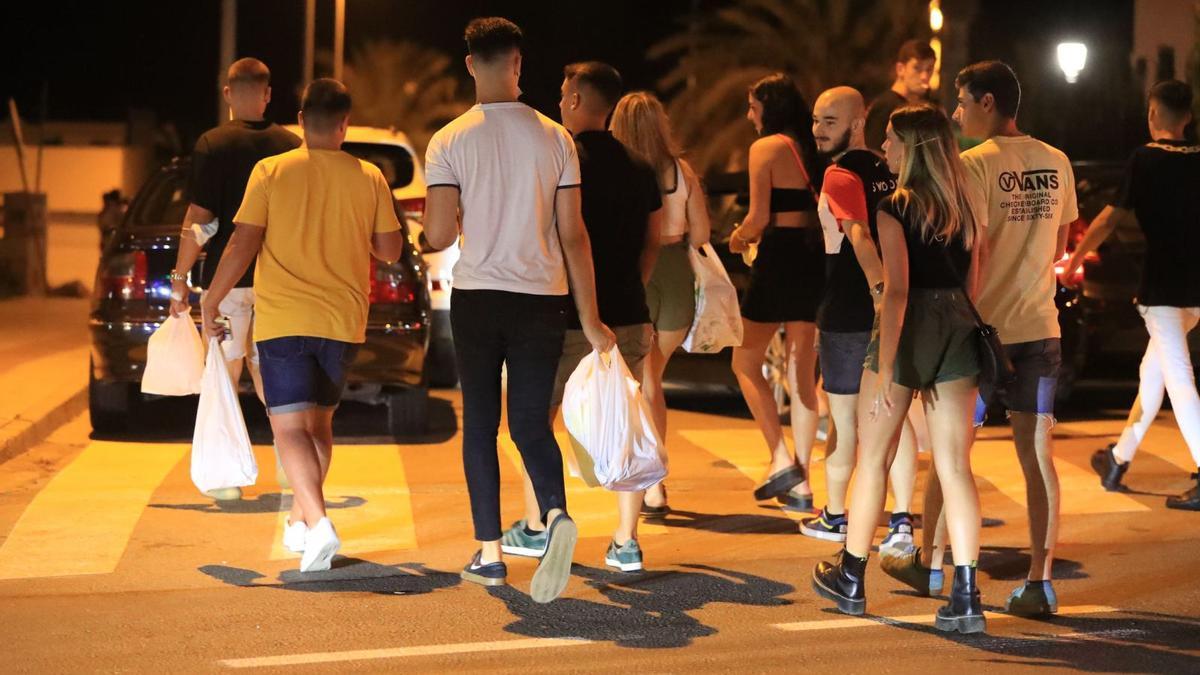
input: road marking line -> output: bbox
[677,429,828,520]
[270,444,417,559]
[219,636,592,668]
[0,441,187,579]
[971,440,1149,514]
[498,433,669,538]
[772,604,1118,631]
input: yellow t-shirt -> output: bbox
[961,136,1078,345]
[233,147,401,344]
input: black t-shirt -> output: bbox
[817,149,896,332]
[568,131,662,329]
[190,120,301,288]
[865,90,908,154]
[877,196,971,289]
[1114,139,1200,307]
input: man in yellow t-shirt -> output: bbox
[951,61,1078,618]
[201,78,404,574]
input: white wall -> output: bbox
[0,146,153,214]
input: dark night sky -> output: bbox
[2,1,1144,159]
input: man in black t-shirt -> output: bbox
[501,62,664,573]
[169,58,301,405]
[865,40,937,153]
[1063,80,1200,510]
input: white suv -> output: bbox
[285,125,460,386]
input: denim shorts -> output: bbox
[974,338,1061,425]
[256,336,360,415]
[820,330,872,395]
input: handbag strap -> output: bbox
[934,236,988,329]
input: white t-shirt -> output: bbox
[961,135,1078,345]
[424,102,581,296]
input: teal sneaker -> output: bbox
[1006,580,1058,617]
[500,519,547,558]
[604,539,644,572]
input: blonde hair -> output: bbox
[610,91,681,186]
[887,105,979,250]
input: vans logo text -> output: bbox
[999,169,1059,192]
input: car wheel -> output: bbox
[425,335,459,388]
[387,387,429,436]
[763,330,790,418]
[89,361,133,433]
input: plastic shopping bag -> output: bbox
[561,347,666,492]
[191,338,257,494]
[682,242,743,353]
[141,314,205,395]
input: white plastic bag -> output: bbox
[561,347,666,492]
[191,338,257,494]
[141,314,205,395]
[682,242,743,353]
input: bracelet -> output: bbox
[168,270,187,282]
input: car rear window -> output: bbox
[124,167,190,232]
[343,142,415,189]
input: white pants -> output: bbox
[1113,305,1200,467]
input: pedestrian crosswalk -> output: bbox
[0,417,1191,582]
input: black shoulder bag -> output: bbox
[940,245,1016,391]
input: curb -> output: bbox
[0,385,88,465]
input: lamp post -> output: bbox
[1057,42,1088,84]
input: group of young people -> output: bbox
[169,15,1200,632]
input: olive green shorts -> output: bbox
[865,288,981,391]
[646,241,696,333]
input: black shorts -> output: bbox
[741,227,824,323]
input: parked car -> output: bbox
[88,151,432,436]
[285,125,460,388]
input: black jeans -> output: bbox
[451,288,570,541]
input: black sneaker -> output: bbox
[811,549,867,615]
[1091,444,1130,492]
[1166,472,1200,511]
[460,550,506,587]
[800,507,848,542]
[934,564,986,634]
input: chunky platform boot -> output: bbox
[934,564,986,634]
[812,549,867,615]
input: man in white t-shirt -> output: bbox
[423,17,614,604]
[952,60,1078,618]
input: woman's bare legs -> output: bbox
[923,376,982,567]
[844,370,914,558]
[643,327,689,508]
[732,320,795,480]
[785,321,820,497]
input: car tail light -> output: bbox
[369,258,416,304]
[100,250,147,300]
[398,197,425,220]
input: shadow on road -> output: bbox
[886,609,1200,672]
[650,508,798,535]
[198,559,460,595]
[978,546,1087,581]
[149,494,365,514]
[487,563,793,649]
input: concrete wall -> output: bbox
[0,146,154,215]
[1133,0,1194,92]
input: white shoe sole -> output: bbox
[800,524,847,542]
[530,517,577,604]
[501,544,546,558]
[605,556,644,572]
[300,536,339,573]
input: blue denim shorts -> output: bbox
[974,338,1061,426]
[257,336,360,415]
[820,330,872,395]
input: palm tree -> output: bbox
[651,0,929,173]
[344,40,472,157]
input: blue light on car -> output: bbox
[148,280,172,300]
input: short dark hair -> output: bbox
[301,78,351,133]
[465,17,523,62]
[564,61,623,111]
[226,57,270,88]
[896,39,936,65]
[1150,79,1193,121]
[955,60,1021,119]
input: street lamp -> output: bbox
[1057,42,1088,84]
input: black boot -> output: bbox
[935,564,986,634]
[1165,472,1200,511]
[1091,444,1129,492]
[812,549,867,615]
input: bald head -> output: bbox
[812,86,866,157]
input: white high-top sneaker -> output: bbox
[283,519,306,554]
[300,518,339,572]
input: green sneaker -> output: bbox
[1006,580,1058,617]
[500,519,547,558]
[604,539,644,572]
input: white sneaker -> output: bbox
[283,519,306,553]
[300,518,340,573]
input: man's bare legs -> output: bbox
[1012,412,1059,581]
[643,327,688,508]
[274,407,336,528]
[823,393,858,515]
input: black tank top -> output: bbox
[877,195,972,289]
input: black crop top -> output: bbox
[770,187,817,212]
[877,196,971,289]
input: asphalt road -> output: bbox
[1,385,1198,673]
